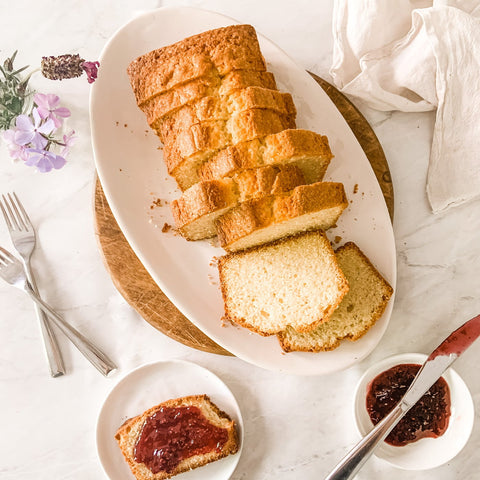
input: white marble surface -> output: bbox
[0,1,479,479]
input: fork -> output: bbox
[0,246,117,376]
[0,193,65,377]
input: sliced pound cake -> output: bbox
[217,230,349,336]
[115,394,239,480]
[164,109,296,190]
[127,25,267,105]
[171,164,305,240]
[139,70,277,125]
[216,182,348,252]
[277,242,394,352]
[199,129,333,185]
[153,86,295,135]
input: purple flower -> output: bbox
[24,148,66,173]
[60,130,76,157]
[82,61,100,83]
[34,93,70,128]
[1,129,29,161]
[14,109,54,149]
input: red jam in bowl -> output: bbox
[366,363,451,446]
[134,405,229,474]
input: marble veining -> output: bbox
[0,1,479,479]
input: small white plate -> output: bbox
[96,360,243,480]
[354,353,474,470]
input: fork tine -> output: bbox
[1,194,20,230]
[0,196,14,230]
[0,246,16,261]
[12,192,32,229]
[8,192,29,231]
[0,246,15,265]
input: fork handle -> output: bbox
[24,285,117,377]
[23,262,65,377]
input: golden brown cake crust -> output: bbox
[164,110,297,162]
[164,109,297,185]
[139,71,278,127]
[127,25,267,105]
[216,182,348,250]
[114,394,239,480]
[171,164,306,240]
[199,129,332,183]
[156,87,296,139]
[171,179,238,234]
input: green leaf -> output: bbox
[0,51,31,131]
[12,65,29,76]
[10,96,23,113]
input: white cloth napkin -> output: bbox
[330,0,480,213]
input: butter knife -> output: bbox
[325,313,480,480]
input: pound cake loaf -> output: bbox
[171,164,305,240]
[277,242,394,352]
[199,129,333,184]
[139,69,277,125]
[128,24,267,105]
[164,109,296,190]
[218,230,349,336]
[216,182,348,252]
[115,394,239,480]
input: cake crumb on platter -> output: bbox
[150,198,163,209]
[209,256,219,267]
[221,316,238,328]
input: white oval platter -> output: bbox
[90,6,396,375]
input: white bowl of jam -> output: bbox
[354,353,474,470]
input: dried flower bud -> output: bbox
[4,57,13,72]
[82,61,100,83]
[3,50,17,72]
[17,78,30,96]
[41,54,84,81]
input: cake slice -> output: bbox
[217,230,349,336]
[156,87,296,138]
[199,129,333,184]
[171,164,305,240]
[139,70,277,127]
[115,394,239,480]
[216,182,348,252]
[164,109,296,190]
[277,242,394,352]
[127,25,267,105]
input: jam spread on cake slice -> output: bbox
[366,363,451,447]
[134,405,229,474]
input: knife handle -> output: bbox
[324,404,405,480]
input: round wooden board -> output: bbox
[93,75,394,356]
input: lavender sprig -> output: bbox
[41,54,99,83]
[0,51,32,130]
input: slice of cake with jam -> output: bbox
[115,395,239,479]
